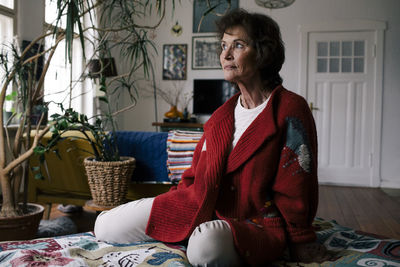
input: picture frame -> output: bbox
[193,0,239,33]
[192,35,221,70]
[162,44,187,80]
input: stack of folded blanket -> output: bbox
[167,130,203,182]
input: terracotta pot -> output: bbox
[0,203,44,241]
[84,156,136,207]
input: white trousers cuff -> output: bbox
[94,197,155,244]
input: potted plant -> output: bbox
[40,79,137,208]
[0,0,174,241]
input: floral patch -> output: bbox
[283,117,312,173]
[0,239,60,253]
[10,250,74,266]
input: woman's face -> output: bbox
[220,26,258,84]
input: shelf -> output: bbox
[152,122,204,132]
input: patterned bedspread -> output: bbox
[0,218,399,267]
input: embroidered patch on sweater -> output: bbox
[283,117,312,173]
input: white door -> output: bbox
[307,31,378,186]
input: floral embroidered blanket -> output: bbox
[0,218,399,267]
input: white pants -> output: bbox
[94,198,241,267]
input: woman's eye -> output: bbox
[235,42,244,49]
[221,43,227,50]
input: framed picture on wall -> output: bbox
[192,36,221,70]
[162,44,187,80]
[193,0,239,33]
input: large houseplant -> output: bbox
[0,0,174,240]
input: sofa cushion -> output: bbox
[116,131,169,183]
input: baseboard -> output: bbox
[380,180,400,189]
[318,178,377,188]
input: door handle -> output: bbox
[309,102,319,111]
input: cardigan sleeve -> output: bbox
[272,113,319,244]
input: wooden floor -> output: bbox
[316,185,400,239]
[48,185,400,239]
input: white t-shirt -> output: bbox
[232,96,270,148]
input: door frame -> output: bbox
[298,20,386,187]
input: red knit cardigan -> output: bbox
[146,85,319,265]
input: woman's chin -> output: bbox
[223,75,236,83]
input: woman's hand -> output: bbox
[290,241,331,263]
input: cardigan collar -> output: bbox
[204,85,283,174]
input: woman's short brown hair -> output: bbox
[216,8,285,91]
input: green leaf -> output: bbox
[33,146,46,155]
[58,119,68,130]
[50,113,61,119]
[99,96,108,103]
[79,114,87,123]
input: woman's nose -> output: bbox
[223,47,233,60]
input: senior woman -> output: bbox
[95,8,328,266]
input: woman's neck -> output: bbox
[237,81,270,109]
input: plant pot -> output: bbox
[83,156,136,207]
[0,203,44,241]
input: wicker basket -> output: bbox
[83,156,136,207]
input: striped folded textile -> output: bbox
[167,130,203,182]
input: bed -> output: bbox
[0,218,399,266]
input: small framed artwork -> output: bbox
[192,36,221,70]
[193,0,239,33]
[162,44,187,80]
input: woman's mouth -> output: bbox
[224,65,236,70]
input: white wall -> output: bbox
[16,0,399,188]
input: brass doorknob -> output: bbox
[309,102,319,111]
